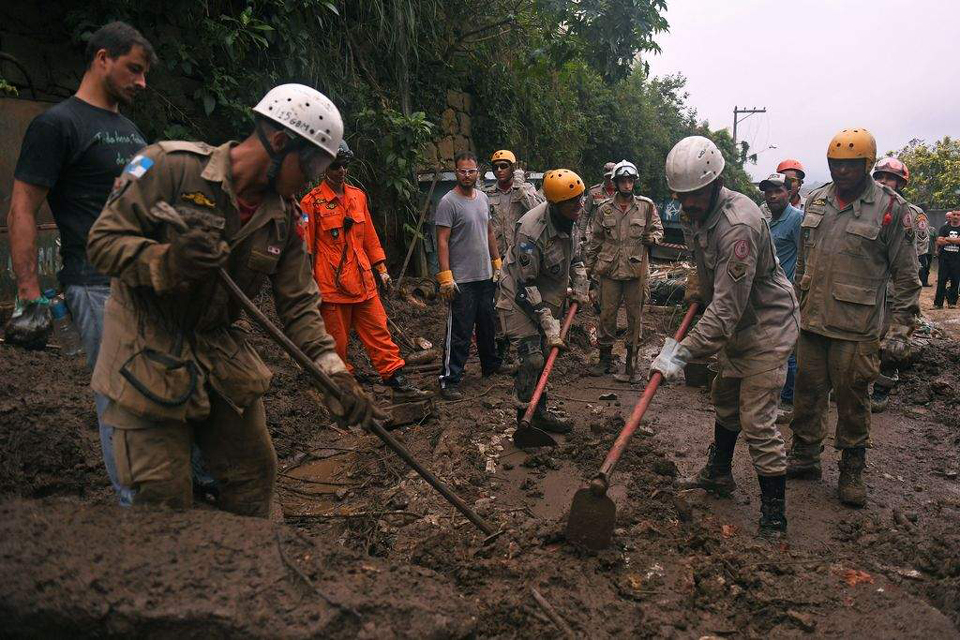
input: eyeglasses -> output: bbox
[456,168,478,176]
[493,163,511,171]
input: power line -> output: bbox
[732,106,766,150]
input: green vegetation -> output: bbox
[888,137,960,210]
[36,1,757,252]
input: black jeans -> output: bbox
[934,256,960,306]
[440,279,501,388]
[919,254,932,285]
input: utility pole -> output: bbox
[732,105,766,149]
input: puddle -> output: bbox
[278,446,358,517]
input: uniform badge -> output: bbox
[728,260,747,281]
[812,198,826,206]
[267,245,282,255]
[902,212,913,229]
[733,239,749,260]
[326,202,337,209]
[882,212,892,226]
[181,191,216,208]
[550,263,561,275]
[124,154,154,178]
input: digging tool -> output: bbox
[566,303,700,549]
[216,268,496,537]
[514,302,578,449]
[395,166,442,293]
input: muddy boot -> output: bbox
[786,444,822,480]
[492,337,519,375]
[384,370,433,402]
[531,408,573,434]
[838,447,867,507]
[589,346,614,377]
[677,423,738,496]
[757,475,787,538]
[870,386,889,413]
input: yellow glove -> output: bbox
[491,258,502,283]
[436,270,459,301]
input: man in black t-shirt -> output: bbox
[4,22,156,503]
[934,210,960,309]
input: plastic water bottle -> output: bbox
[45,289,83,357]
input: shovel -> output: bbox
[566,303,700,549]
[514,302,579,449]
[217,268,496,537]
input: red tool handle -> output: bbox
[595,303,700,485]
[520,302,579,428]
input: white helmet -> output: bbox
[665,136,725,193]
[253,84,343,159]
[612,160,639,180]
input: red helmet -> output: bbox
[872,157,909,183]
[776,159,806,179]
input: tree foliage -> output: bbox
[887,137,960,210]
[15,0,757,254]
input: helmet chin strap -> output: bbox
[256,123,301,188]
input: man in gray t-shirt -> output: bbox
[434,152,503,399]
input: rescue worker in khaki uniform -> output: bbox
[869,157,924,412]
[497,169,590,435]
[584,160,663,381]
[575,161,616,252]
[788,129,920,508]
[86,84,384,516]
[651,136,799,535]
[299,141,430,402]
[484,150,544,365]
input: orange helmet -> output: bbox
[491,150,516,165]
[542,169,585,204]
[827,128,877,173]
[776,159,805,179]
[872,157,909,183]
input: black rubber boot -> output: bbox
[532,409,573,434]
[786,444,822,480]
[838,447,867,507]
[385,370,434,402]
[589,346,614,377]
[677,423,738,496]
[757,474,787,537]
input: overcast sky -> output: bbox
[646,0,959,185]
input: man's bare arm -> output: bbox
[487,220,500,261]
[6,179,49,300]
[436,225,452,273]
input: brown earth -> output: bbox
[1,281,959,638]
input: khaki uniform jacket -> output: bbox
[88,141,345,424]
[797,180,920,341]
[680,187,799,377]
[911,204,931,257]
[483,179,543,259]
[584,195,663,279]
[496,202,587,336]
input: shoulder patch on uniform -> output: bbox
[733,239,749,260]
[124,154,154,179]
[181,191,216,208]
[728,260,747,281]
[812,198,826,206]
[519,241,536,254]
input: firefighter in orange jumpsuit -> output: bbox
[300,142,431,402]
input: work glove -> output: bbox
[491,258,502,284]
[568,283,589,307]
[436,270,459,301]
[166,227,230,281]
[881,324,912,366]
[325,371,389,430]
[540,311,566,351]
[3,296,53,350]
[650,337,692,383]
[375,263,393,291]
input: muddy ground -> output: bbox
[1,277,959,638]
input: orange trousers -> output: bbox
[320,295,405,380]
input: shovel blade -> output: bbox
[513,425,557,448]
[565,488,617,550]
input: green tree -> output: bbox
[887,137,960,210]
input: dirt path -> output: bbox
[1,291,958,637]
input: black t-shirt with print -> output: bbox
[938,224,960,263]
[14,96,146,285]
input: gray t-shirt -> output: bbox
[434,189,492,283]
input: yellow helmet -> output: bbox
[491,150,516,164]
[826,128,877,171]
[543,169,585,204]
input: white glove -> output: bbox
[650,337,691,383]
[539,312,565,350]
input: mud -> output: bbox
[1,287,959,637]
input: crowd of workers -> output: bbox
[3,21,958,538]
